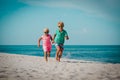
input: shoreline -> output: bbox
[0,52,98,64]
[0,52,120,80]
[0,52,119,64]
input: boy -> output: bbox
[53,21,69,62]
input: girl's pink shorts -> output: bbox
[43,46,51,52]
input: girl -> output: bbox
[38,28,52,62]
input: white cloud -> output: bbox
[20,0,120,22]
[20,0,78,8]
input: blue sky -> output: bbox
[0,0,120,45]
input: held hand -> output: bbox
[52,40,55,44]
[38,44,40,47]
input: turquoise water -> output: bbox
[0,45,120,63]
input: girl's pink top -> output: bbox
[41,34,52,51]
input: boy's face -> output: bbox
[58,23,64,31]
[58,23,61,27]
[58,26,63,31]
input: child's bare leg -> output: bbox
[56,49,59,60]
[58,49,63,62]
[44,52,48,62]
[47,51,50,57]
[56,47,60,61]
[47,51,50,61]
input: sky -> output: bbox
[0,0,120,45]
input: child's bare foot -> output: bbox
[58,57,60,62]
[56,57,58,61]
[58,55,61,62]
[56,57,60,62]
[45,58,48,62]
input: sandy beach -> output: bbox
[0,53,120,80]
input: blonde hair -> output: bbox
[43,28,49,33]
[58,21,64,27]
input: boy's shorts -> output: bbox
[55,43,64,50]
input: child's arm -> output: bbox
[50,35,53,43]
[52,34,56,43]
[38,37,42,47]
[50,35,53,41]
[65,31,69,40]
[65,36,69,40]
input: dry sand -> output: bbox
[0,53,120,80]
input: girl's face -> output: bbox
[44,30,49,35]
[44,29,49,35]
[44,31,48,34]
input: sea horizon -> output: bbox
[0,45,120,63]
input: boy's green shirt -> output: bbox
[54,29,68,44]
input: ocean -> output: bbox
[0,45,120,63]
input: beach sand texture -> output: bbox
[0,53,120,80]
